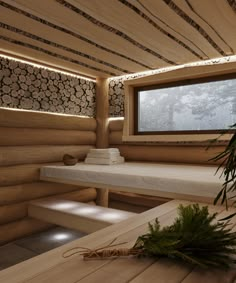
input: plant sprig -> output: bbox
[209,123,236,218]
[134,204,236,268]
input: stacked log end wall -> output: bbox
[0,108,97,245]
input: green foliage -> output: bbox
[134,204,236,268]
[210,123,236,215]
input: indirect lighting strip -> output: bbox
[109,55,236,81]
[0,51,96,82]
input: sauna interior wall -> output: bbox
[0,57,97,245]
[108,65,230,211]
[108,62,233,164]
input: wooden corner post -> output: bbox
[95,77,109,206]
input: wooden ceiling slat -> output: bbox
[174,0,234,56]
[0,5,147,74]
[0,23,131,76]
[0,40,101,78]
[187,0,236,54]
[137,0,225,58]
[70,0,199,63]
[54,0,178,65]
[134,0,210,60]
[0,29,118,78]
[116,0,206,60]
[11,0,167,69]
[0,0,235,78]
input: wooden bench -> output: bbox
[28,199,136,233]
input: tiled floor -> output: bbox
[0,227,87,271]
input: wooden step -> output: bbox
[28,199,136,233]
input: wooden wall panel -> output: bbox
[109,131,122,145]
[0,108,96,131]
[109,200,148,213]
[0,108,97,244]
[0,203,28,225]
[0,218,53,246]
[0,164,41,187]
[43,188,97,203]
[109,119,124,131]
[116,144,225,165]
[0,182,88,205]
[108,119,225,165]
[0,145,94,166]
[0,128,96,146]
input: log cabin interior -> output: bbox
[0,0,236,282]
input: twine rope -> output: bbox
[62,238,141,260]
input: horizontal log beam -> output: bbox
[0,188,97,224]
[0,218,53,246]
[0,203,28,225]
[108,119,124,131]
[0,145,93,166]
[44,187,97,203]
[109,131,122,145]
[0,163,68,187]
[116,144,225,165]
[0,108,96,131]
[109,191,170,208]
[0,128,96,146]
[109,200,148,213]
[0,182,89,205]
[0,164,41,187]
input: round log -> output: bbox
[0,182,89,205]
[0,128,96,146]
[108,119,124,131]
[0,218,53,246]
[109,191,169,208]
[0,203,28,225]
[45,187,97,203]
[0,163,63,187]
[109,200,148,213]
[0,108,96,131]
[109,131,122,145]
[0,145,94,166]
[116,144,226,165]
[96,78,109,148]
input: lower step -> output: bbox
[28,199,136,234]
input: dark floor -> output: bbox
[0,227,86,271]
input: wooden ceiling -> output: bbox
[0,0,235,79]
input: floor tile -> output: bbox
[0,243,37,270]
[15,226,87,254]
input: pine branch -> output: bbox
[133,204,236,268]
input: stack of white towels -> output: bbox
[85,148,125,165]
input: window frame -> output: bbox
[133,73,236,135]
[123,62,236,144]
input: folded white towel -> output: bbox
[87,152,121,159]
[85,156,125,165]
[89,148,120,154]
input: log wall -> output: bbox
[109,119,226,165]
[0,108,97,245]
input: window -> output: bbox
[134,74,236,135]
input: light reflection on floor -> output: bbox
[0,226,87,271]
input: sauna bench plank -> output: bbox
[0,199,235,283]
[28,199,136,233]
[40,162,223,203]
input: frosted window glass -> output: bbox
[138,78,236,132]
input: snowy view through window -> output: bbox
[138,78,236,132]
